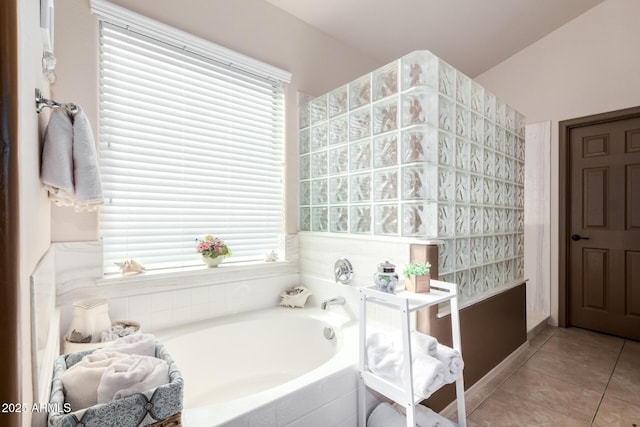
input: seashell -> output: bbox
[68,329,92,343]
[279,286,312,308]
[264,250,279,262]
[114,259,146,275]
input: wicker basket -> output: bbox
[148,412,181,427]
[48,343,183,427]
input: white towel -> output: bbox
[392,403,457,427]
[41,107,103,211]
[370,331,438,358]
[366,332,446,398]
[97,354,169,403]
[95,333,156,357]
[367,402,406,427]
[61,351,127,411]
[391,330,438,356]
[412,352,446,398]
[366,332,403,382]
[434,343,464,384]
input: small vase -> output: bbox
[406,274,431,293]
[202,255,223,268]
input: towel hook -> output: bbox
[35,88,78,115]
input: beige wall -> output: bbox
[475,0,640,325]
[52,0,382,241]
[50,0,101,241]
[17,0,54,424]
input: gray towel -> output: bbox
[41,107,103,211]
[41,110,74,205]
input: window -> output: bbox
[98,20,288,273]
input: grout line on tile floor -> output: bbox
[529,326,557,352]
[467,326,558,420]
[588,338,626,426]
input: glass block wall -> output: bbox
[299,50,525,302]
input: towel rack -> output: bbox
[35,88,78,114]
[358,282,466,427]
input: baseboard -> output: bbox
[439,341,530,419]
[527,315,550,341]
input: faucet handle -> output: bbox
[334,258,353,284]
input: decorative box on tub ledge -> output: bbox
[48,343,183,427]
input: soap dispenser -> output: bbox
[374,260,398,293]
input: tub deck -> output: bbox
[155,306,358,426]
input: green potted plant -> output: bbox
[403,261,431,293]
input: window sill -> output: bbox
[57,260,298,304]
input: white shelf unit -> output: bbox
[358,280,466,427]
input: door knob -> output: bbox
[571,234,590,241]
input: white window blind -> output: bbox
[99,22,285,273]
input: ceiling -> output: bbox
[264,0,604,77]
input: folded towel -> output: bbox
[366,332,403,380]
[412,331,438,356]
[95,333,156,357]
[367,402,406,427]
[369,331,437,356]
[41,110,74,205]
[392,403,457,427]
[97,354,169,403]
[391,330,438,356]
[70,107,102,207]
[367,332,446,398]
[41,106,103,211]
[61,351,127,411]
[434,343,464,384]
[411,352,446,398]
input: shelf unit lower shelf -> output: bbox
[358,281,467,427]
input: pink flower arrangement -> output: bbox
[196,235,232,259]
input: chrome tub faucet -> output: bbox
[321,296,346,310]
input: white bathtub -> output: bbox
[156,306,358,426]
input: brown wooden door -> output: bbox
[568,114,640,340]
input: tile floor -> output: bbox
[459,326,640,426]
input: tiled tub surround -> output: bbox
[298,233,430,330]
[30,247,60,427]
[46,240,362,427]
[299,50,525,306]
[156,307,359,426]
[52,240,300,337]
